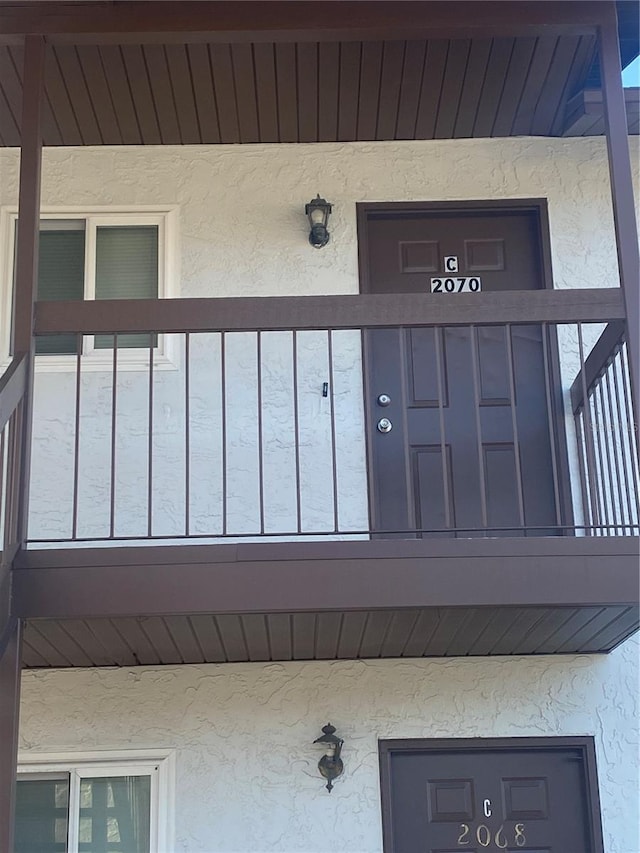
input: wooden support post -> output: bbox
[598,4,640,419]
[10,34,45,556]
[0,34,44,852]
[0,620,23,853]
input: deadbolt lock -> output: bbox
[377,394,391,407]
[377,418,393,433]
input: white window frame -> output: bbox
[17,748,176,853]
[0,205,180,372]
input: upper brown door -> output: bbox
[360,203,565,537]
[380,739,604,853]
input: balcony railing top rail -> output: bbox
[34,288,626,336]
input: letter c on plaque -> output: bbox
[483,799,492,818]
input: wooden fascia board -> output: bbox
[0,1,605,45]
[11,537,640,620]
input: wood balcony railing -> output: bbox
[0,353,28,563]
[571,321,639,535]
[11,288,633,548]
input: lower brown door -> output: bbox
[379,738,604,853]
[359,202,568,536]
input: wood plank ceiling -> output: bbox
[21,604,639,668]
[0,34,600,146]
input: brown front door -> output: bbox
[359,202,566,537]
[379,738,604,853]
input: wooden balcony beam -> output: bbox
[12,537,640,621]
[0,1,604,46]
[34,288,626,337]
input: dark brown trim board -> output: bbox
[12,537,640,620]
[0,2,604,45]
[0,620,23,853]
[379,737,604,853]
[34,289,626,337]
[11,35,44,559]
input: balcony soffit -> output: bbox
[0,30,632,146]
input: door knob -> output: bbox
[377,418,393,433]
[377,393,391,407]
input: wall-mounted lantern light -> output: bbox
[313,723,344,791]
[305,195,333,248]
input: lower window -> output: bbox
[15,754,171,853]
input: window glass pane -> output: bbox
[36,223,85,355]
[95,226,158,351]
[78,776,151,853]
[15,777,70,853]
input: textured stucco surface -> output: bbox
[0,137,637,541]
[19,639,640,853]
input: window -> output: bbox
[16,752,174,853]
[1,207,177,369]
[36,219,159,354]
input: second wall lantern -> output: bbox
[305,195,333,248]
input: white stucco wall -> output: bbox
[0,136,632,300]
[18,636,640,853]
[1,137,637,543]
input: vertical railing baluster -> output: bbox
[221,332,227,537]
[578,323,600,534]
[505,324,525,531]
[2,421,10,555]
[434,327,451,530]
[147,338,154,538]
[541,325,562,527]
[469,326,488,531]
[109,334,118,539]
[596,377,616,534]
[71,334,82,540]
[4,403,20,548]
[11,402,23,547]
[185,333,191,537]
[293,330,302,535]
[590,378,609,534]
[257,331,265,535]
[574,411,592,533]
[611,347,636,530]
[0,426,5,550]
[327,330,339,534]
[603,367,627,532]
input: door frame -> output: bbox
[378,735,605,853]
[356,198,574,536]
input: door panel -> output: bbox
[361,205,564,537]
[381,741,603,853]
[365,209,543,294]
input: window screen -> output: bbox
[35,222,85,355]
[78,776,151,853]
[15,776,70,853]
[15,774,152,853]
[94,225,158,350]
